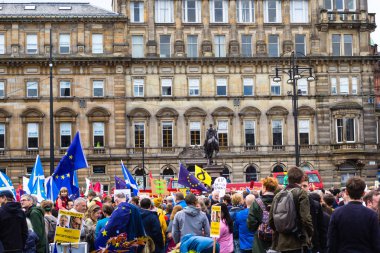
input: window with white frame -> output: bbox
[27,123,39,149]
[295,34,306,56]
[0,34,4,54]
[160,35,171,58]
[352,77,358,94]
[272,119,283,146]
[27,81,38,98]
[340,77,349,94]
[92,34,103,54]
[60,122,71,148]
[336,118,355,143]
[299,119,310,145]
[93,122,105,148]
[161,78,172,96]
[134,122,145,148]
[93,80,104,97]
[264,0,281,23]
[155,0,174,23]
[297,79,308,95]
[59,34,70,54]
[217,120,228,147]
[210,0,228,23]
[331,77,337,94]
[243,78,254,96]
[187,35,198,57]
[216,78,227,96]
[271,80,281,96]
[241,35,252,57]
[130,1,144,23]
[26,34,38,54]
[0,81,4,98]
[190,121,201,146]
[244,120,255,147]
[132,35,144,58]
[330,76,358,95]
[237,0,255,23]
[0,123,4,149]
[268,35,279,57]
[214,35,226,57]
[290,0,308,23]
[133,79,144,97]
[162,121,173,147]
[332,34,352,56]
[189,78,200,96]
[183,0,201,23]
[60,80,71,97]
[332,0,355,11]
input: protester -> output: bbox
[66,199,74,210]
[166,205,183,252]
[197,198,211,222]
[55,187,70,210]
[24,218,39,253]
[215,203,233,253]
[210,191,220,206]
[175,192,187,208]
[327,177,380,253]
[71,197,87,213]
[310,192,329,253]
[40,200,58,244]
[247,177,278,253]
[172,193,210,243]
[363,190,380,212]
[322,193,335,215]
[140,198,165,253]
[153,197,168,246]
[222,194,232,211]
[234,194,255,253]
[87,191,102,209]
[179,234,220,253]
[0,190,28,252]
[20,194,47,253]
[269,167,313,253]
[131,196,140,206]
[165,203,173,224]
[95,204,114,238]
[229,193,244,252]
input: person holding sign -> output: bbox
[215,203,233,253]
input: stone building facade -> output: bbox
[0,1,378,190]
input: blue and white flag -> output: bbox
[45,176,59,202]
[0,172,16,198]
[121,160,139,196]
[31,175,46,203]
[28,155,45,194]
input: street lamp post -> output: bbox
[49,29,54,175]
[273,51,315,167]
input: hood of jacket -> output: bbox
[26,205,45,217]
[140,208,158,219]
[183,205,201,217]
[3,201,24,218]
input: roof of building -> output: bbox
[0,2,120,18]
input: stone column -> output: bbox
[202,0,213,57]
[282,0,293,53]
[11,24,19,57]
[77,22,85,55]
[228,0,239,56]
[146,0,158,57]
[44,23,51,56]
[256,0,266,56]
[174,0,185,56]
[310,0,321,55]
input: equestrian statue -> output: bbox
[203,124,219,165]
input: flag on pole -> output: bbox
[93,182,102,194]
[16,184,26,202]
[45,176,59,202]
[121,161,139,196]
[23,176,30,194]
[194,165,212,186]
[30,175,46,203]
[178,163,208,192]
[115,176,128,189]
[84,178,93,196]
[0,172,16,198]
[28,155,45,194]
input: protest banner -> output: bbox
[213,177,227,197]
[54,210,84,243]
[151,178,169,196]
[210,205,221,238]
[114,189,131,200]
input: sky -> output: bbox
[5,0,380,44]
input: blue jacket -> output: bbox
[95,217,110,238]
[140,209,164,252]
[176,200,187,208]
[24,230,39,253]
[230,206,244,239]
[180,234,220,253]
[327,201,380,253]
[235,208,254,250]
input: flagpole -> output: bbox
[49,29,54,175]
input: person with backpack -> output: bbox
[41,200,58,244]
[247,177,278,253]
[269,166,313,253]
[234,194,255,253]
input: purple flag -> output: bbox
[115,176,128,190]
[178,163,208,192]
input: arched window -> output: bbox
[272,164,285,172]
[245,165,258,182]
[162,166,175,184]
[134,168,146,190]
[222,166,230,182]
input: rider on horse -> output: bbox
[204,124,219,163]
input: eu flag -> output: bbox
[178,163,208,192]
[115,176,128,189]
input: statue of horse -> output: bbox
[204,131,219,165]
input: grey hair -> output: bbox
[21,194,34,202]
[73,197,86,206]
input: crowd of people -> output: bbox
[0,166,380,253]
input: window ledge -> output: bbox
[24,97,41,101]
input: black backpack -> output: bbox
[44,216,57,243]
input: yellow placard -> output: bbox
[210,206,221,238]
[54,210,84,243]
[179,188,188,197]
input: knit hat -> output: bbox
[153,197,163,207]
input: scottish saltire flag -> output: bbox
[46,176,59,202]
[121,161,139,196]
[0,172,16,198]
[28,155,45,194]
[23,176,30,194]
[31,175,46,203]
[115,176,128,189]
[178,163,208,192]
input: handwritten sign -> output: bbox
[213,177,227,197]
[210,205,221,238]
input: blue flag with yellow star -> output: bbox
[115,176,128,189]
[178,163,208,192]
[52,131,87,199]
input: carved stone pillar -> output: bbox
[146,0,157,57]
[174,0,185,56]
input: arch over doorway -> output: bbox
[245,164,259,182]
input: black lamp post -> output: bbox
[49,30,54,175]
[273,51,315,167]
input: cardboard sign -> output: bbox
[151,179,169,196]
[213,177,227,197]
[114,189,131,200]
[210,205,221,238]
[54,210,84,243]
